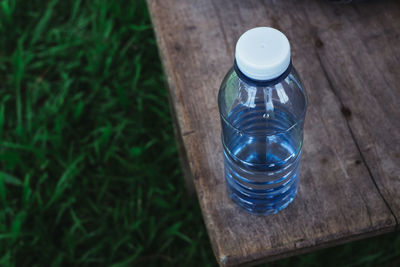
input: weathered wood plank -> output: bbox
[164,78,196,195]
[305,1,400,219]
[147,0,400,265]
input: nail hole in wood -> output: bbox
[315,38,324,48]
[341,106,352,119]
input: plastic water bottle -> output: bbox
[218,27,307,215]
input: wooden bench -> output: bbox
[146,0,400,265]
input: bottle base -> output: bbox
[227,184,297,215]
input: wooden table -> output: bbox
[147,0,400,265]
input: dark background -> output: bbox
[0,0,398,266]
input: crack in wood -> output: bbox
[182,130,195,136]
[210,0,232,56]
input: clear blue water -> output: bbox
[222,102,302,214]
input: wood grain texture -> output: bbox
[147,0,400,265]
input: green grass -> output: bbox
[0,0,398,266]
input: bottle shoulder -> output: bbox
[218,65,308,134]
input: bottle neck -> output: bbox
[233,59,292,87]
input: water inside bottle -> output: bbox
[222,101,302,214]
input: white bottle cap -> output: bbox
[235,27,291,81]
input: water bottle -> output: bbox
[218,27,307,215]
